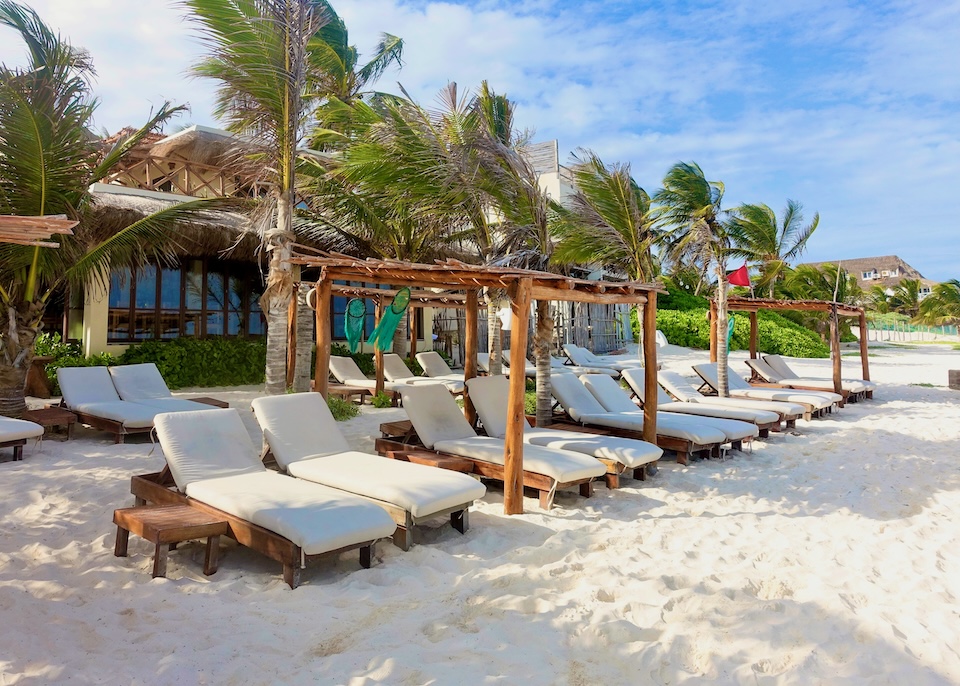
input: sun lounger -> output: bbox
[329,356,406,394]
[547,354,619,378]
[251,392,485,550]
[0,415,43,461]
[563,344,639,372]
[579,373,759,449]
[657,370,804,429]
[692,363,838,420]
[415,351,468,384]
[396,383,606,509]
[744,357,863,404]
[619,368,781,437]
[57,366,161,443]
[136,408,397,588]
[383,354,464,393]
[109,363,225,412]
[547,372,725,464]
[467,375,662,486]
[764,354,876,398]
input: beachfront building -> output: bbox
[802,255,938,300]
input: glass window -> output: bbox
[134,265,157,309]
[109,268,131,308]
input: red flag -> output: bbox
[728,263,751,287]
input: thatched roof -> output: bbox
[148,125,250,167]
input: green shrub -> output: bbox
[403,357,424,376]
[327,396,360,421]
[38,334,117,395]
[525,390,537,415]
[330,343,375,376]
[118,337,266,388]
[657,288,709,311]
[370,391,394,408]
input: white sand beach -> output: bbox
[2,343,960,684]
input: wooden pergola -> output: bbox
[290,251,663,515]
[709,297,869,396]
[0,215,76,247]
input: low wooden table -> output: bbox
[380,419,416,441]
[23,406,76,440]
[328,385,371,404]
[188,397,230,408]
[114,505,228,579]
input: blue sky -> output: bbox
[2,0,958,280]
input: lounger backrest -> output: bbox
[763,355,798,379]
[476,352,491,373]
[109,363,173,401]
[416,351,454,377]
[655,330,669,347]
[382,353,415,381]
[562,344,591,366]
[399,384,477,449]
[693,363,751,391]
[466,374,521,439]
[154,408,265,490]
[744,358,775,382]
[579,374,639,413]
[657,371,699,402]
[251,393,351,469]
[57,366,121,406]
[620,368,673,405]
[549,372,608,421]
[329,355,367,383]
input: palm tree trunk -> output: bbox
[262,196,295,395]
[0,302,44,417]
[292,283,313,393]
[715,270,730,398]
[534,300,553,427]
[486,289,503,375]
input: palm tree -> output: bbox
[182,0,401,395]
[0,2,220,416]
[889,278,922,317]
[782,263,861,340]
[654,162,733,396]
[728,200,819,298]
[916,279,960,325]
[865,284,891,314]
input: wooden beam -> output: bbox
[313,277,332,398]
[859,311,871,382]
[374,301,385,397]
[830,303,842,395]
[504,277,532,516]
[463,290,479,427]
[709,300,718,363]
[529,285,647,305]
[642,296,658,446]
[749,311,758,359]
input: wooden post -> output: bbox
[504,278,532,516]
[641,295,658,446]
[409,306,417,363]
[313,275,332,399]
[858,311,870,382]
[374,300,385,396]
[286,284,298,388]
[749,311,758,359]
[463,290,479,427]
[709,300,718,363]
[830,303,842,395]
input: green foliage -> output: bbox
[330,343,376,376]
[327,396,361,421]
[33,332,81,359]
[370,391,394,408]
[657,287,709,311]
[38,333,117,394]
[118,337,266,388]
[403,357,424,376]
[525,390,537,415]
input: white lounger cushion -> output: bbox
[328,356,407,392]
[765,355,876,391]
[385,355,465,392]
[433,436,605,482]
[693,363,837,409]
[251,393,485,519]
[416,351,461,379]
[399,384,478,448]
[57,366,121,405]
[109,363,173,400]
[133,398,218,412]
[0,416,44,441]
[621,369,779,424]
[287,451,485,519]
[186,472,397,556]
[466,375,661,468]
[658,370,805,418]
[73,401,159,428]
[746,358,867,394]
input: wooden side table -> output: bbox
[114,505,229,579]
[23,407,76,440]
[386,450,475,473]
[187,397,230,408]
[328,384,371,405]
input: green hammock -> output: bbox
[344,298,367,353]
[366,287,411,352]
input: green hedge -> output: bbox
[118,338,267,388]
[649,308,829,358]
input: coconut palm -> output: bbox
[728,200,819,298]
[182,0,401,394]
[916,279,960,325]
[865,284,891,314]
[782,263,861,340]
[889,278,922,317]
[0,1,222,416]
[654,162,733,395]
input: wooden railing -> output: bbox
[101,155,272,199]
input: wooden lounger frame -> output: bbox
[743,359,856,406]
[130,469,379,589]
[693,372,824,422]
[375,437,597,510]
[1,438,27,461]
